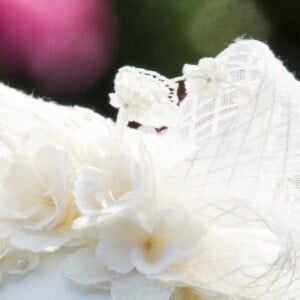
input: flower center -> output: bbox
[142,236,162,262]
[17,259,28,270]
[144,239,154,251]
[123,91,153,114]
[42,196,54,207]
[109,176,132,201]
[205,76,212,83]
[54,193,80,231]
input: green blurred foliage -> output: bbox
[187,0,270,55]
[113,0,270,77]
[255,0,300,77]
[114,0,200,76]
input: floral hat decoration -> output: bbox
[0,40,299,300]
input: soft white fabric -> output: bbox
[0,39,300,299]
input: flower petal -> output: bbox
[131,244,180,275]
[183,64,202,79]
[2,162,41,201]
[0,222,17,239]
[109,93,122,108]
[96,237,134,274]
[63,248,115,286]
[151,209,203,258]
[33,146,68,200]
[73,167,107,214]
[95,211,146,274]
[0,238,11,259]
[10,228,71,252]
[111,272,173,300]
[197,58,217,72]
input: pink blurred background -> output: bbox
[0,0,118,95]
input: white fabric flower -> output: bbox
[1,248,39,276]
[95,208,203,275]
[0,238,39,282]
[72,140,153,215]
[183,58,230,97]
[109,66,179,128]
[0,146,79,252]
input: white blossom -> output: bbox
[183,58,230,97]
[0,145,79,252]
[109,66,179,128]
[93,208,203,275]
[0,238,39,282]
[1,248,39,276]
[72,140,154,215]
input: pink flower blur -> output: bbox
[0,0,118,94]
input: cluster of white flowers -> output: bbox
[0,40,294,300]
